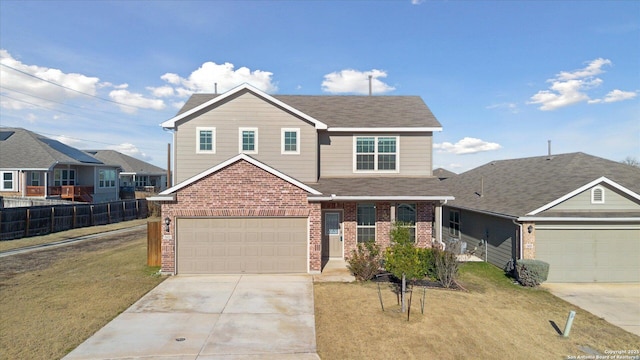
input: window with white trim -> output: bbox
[196,127,216,153]
[135,176,149,187]
[281,128,300,154]
[239,128,258,154]
[30,172,40,186]
[1,171,16,191]
[591,186,605,204]
[449,210,460,237]
[397,203,417,242]
[354,136,398,172]
[99,169,116,188]
[54,169,76,186]
[357,203,376,243]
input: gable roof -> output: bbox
[162,83,442,130]
[154,153,321,200]
[85,150,166,175]
[443,152,640,217]
[0,127,104,170]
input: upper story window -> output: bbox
[54,169,76,186]
[591,186,605,204]
[281,128,300,155]
[196,127,216,154]
[354,136,398,172]
[239,127,258,154]
[449,210,460,238]
[99,169,116,188]
[1,171,16,191]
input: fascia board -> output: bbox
[518,216,640,222]
[327,127,442,132]
[147,196,175,202]
[160,83,328,130]
[308,195,455,202]
[527,176,640,215]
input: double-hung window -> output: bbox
[196,127,216,153]
[281,128,300,154]
[354,136,398,172]
[449,210,460,237]
[1,171,15,191]
[239,128,258,154]
[357,203,376,243]
[99,169,116,188]
[397,203,417,242]
[30,172,40,186]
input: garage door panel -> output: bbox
[536,229,640,282]
[177,217,307,274]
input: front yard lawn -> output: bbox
[314,262,639,359]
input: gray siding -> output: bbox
[550,184,640,211]
[443,206,517,269]
[174,92,318,183]
[319,132,433,177]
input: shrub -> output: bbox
[347,241,382,281]
[434,248,459,288]
[515,259,550,287]
[416,248,437,280]
[384,222,422,281]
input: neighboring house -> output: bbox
[85,150,167,192]
[433,167,457,181]
[150,83,453,275]
[441,152,640,283]
[0,127,121,203]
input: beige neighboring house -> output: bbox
[150,83,453,275]
[441,152,640,282]
[85,150,167,192]
[0,127,121,204]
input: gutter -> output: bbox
[308,195,455,202]
[518,216,640,222]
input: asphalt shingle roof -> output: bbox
[85,150,166,175]
[310,177,452,198]
[177,92,442,128]
[0,127,103,169]
[443,152,640,217]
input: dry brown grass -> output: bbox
[314,262,640,360]
[0,218,156,252]
[0,233,165,360]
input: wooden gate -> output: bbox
[147,221,161,266]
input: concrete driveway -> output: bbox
[64,275,319,359]
[543,283,640,336]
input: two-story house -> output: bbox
[151,84,453,275]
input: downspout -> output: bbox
[436,199,447,249]
[512,219,523,260]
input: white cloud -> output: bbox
[109,89,166,113]
[147,85,175,97]
[486,102,519,114]
[109,143,153,162]
[588,89,638,104]
[528,58,635,111]
[434,137,502,155]
[321,69,395,94]
[53,134,89,148]
[159,61,277,96]
[0,49,101,110]
[411,0,425,4]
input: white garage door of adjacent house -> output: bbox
[177,217,308,274]
[536,228,640,282]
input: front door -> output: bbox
[323,211,343,258]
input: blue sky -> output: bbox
[1,0,638,171]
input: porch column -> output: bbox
[44,172,48,197]
[21,170,26,198]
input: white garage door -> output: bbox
[177,217,308,274]
[536,228,640,282]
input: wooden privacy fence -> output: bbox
[0,199,149,241]
[147,221,161,267]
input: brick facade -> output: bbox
[160,160,321,274]
[522,221,536,259]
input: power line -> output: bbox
[0,62,152,111]
[0,93,76,116]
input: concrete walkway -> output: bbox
[64,275,319,360]
[542,283,640,336]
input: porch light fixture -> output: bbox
[164,217,171,232]
[527,225,533,234]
